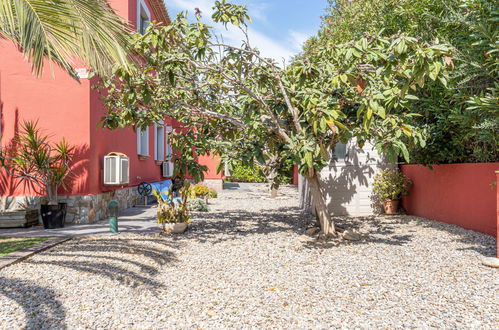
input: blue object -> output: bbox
[149,179,173,200]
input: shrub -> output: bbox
[188,198,209,212]
[372,169,412,201]
[227,161,266,183]
[208,188,218,198]
[188,184,210,199]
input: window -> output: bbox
[332,142,347,161]
[165,125,173,160]
[154,122,165,161]
[137,127,149,156]
[137,0,151,35]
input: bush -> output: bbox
[189,184,210,199]
[372,169,412,201]
[188,198,209,212]
[227,161,266,183]
[208,188,218,198]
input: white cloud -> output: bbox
[166,0,308,62]
[288,30,311,51]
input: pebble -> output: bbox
[0,183,497,328]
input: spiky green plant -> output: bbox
[0,120,75,204]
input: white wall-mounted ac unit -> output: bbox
[162,161,174,177]
[104,153,129,185]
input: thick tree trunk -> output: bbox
[306,173,335,236]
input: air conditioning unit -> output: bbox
[162,161,174,177]
[104,153,129,185]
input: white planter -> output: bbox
[161,222,189,234]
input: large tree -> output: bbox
[0,0,135,78]
[306,0,498,164]
[98,1,451,236]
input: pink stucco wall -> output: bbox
[401,163,498,237]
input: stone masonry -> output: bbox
[0,186,142,224]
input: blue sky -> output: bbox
[165,0,330,61]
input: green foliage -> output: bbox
[0,120,75,204]
[188,198,209,212]
[98,3,451,179]
[308,0,498,164]
[227,161,266,183]
[188,184,210,199]
[208,189,218,199]
[154,183,190,226]
[97,1,452,233]
[372,169,413,201]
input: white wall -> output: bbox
[299,139,393,216]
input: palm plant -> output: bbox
[0,0,133,78]
[0,120,75,205]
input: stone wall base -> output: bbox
[0,186,142,224]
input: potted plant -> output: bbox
[372,168,412,215]
[0,120,75,229]
[154,182,191,234]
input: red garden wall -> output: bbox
[400,163,498,237]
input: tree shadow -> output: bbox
[299,141,392,216]
[0,277,66,328]
[24,236,179,291]
[189,198,496,257]
[188,206,309,245]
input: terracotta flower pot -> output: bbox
[382,200,399,215]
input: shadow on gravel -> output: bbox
[191,204,495,255]
[378,215,496,257]
[25,237,178,290]
[189,206,309,244]
[303,214,496,255]
[0,277,66,328]
[190,207,420,248]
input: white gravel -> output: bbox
[0,183,497,329]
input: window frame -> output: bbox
[137,0,151,35]
[154,122,165,161]
[137,126,149,156]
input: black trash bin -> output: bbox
[41,203,67,229]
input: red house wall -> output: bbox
[0,40,92,196]
[400,163,498,237]
[1,0,220,198]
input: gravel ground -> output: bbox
[0,183,497,329]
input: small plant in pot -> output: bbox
[154,182,190,234]
[0,121,75,229]
[372,168,412,215]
